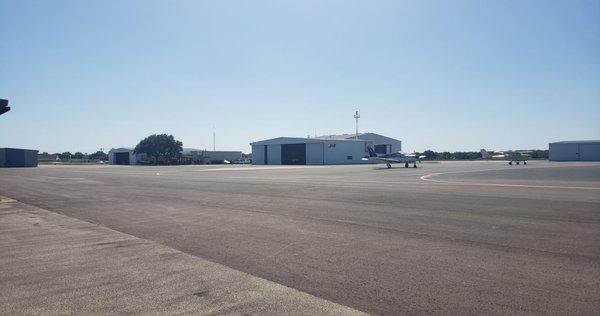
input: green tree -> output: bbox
[134,134,183,165]
[530,150,549,159]
[440,152,452,160]
[72,152,86,159]
[59,152,72,160]
[423,150,436,160]
[89,151,108,161]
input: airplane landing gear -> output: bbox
[524,161,527,165]
[405,163,409,168]
[509,161,513,165]
[413,163,417,168]
[386,163,392,169]
[516,161,520,165]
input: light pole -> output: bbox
[354,110,360,139]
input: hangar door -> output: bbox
[281,143,306,165]
[5,149,23,167]
[306,142,324,164]
[114,152,130,165]
[374,144,390,154]
[580,144,600,161]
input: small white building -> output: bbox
[549,140,600,161]
[182,148,243,164]
[203,151,243,163]
[251,137,375,165]
[108,148,141,165]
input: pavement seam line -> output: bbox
[0,195,17,203]
[420,172,600,190]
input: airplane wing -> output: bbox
[363,157,400,163]
[363,156,417,164]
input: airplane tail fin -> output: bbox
[367,147,377,158]
[480,149,490,159]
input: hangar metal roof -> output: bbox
[550,140,600,144]
[315,132,400,143]
[315,133,368,140]
[250,137,368,146]
[109,147,134,152]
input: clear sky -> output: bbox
[1,0,599,153]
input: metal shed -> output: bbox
[549,140,600,161]
[0,148,38,168]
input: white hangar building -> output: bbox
[317,133,402,155]
[250,133,402,165]
[549,140,600,161]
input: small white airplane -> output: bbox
[363,147,426,168]
[480,149,530,165]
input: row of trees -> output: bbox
[39,151,108,161]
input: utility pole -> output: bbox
[354,110,360,139]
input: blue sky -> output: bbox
[1,0,599,153]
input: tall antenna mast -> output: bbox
[354,110,360,139]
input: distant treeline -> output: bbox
[38,151,108,161]
[418,150,549,160]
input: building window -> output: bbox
[347,156,353,160]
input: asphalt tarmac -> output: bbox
[1,161,599,314]
[0,198,362,315]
